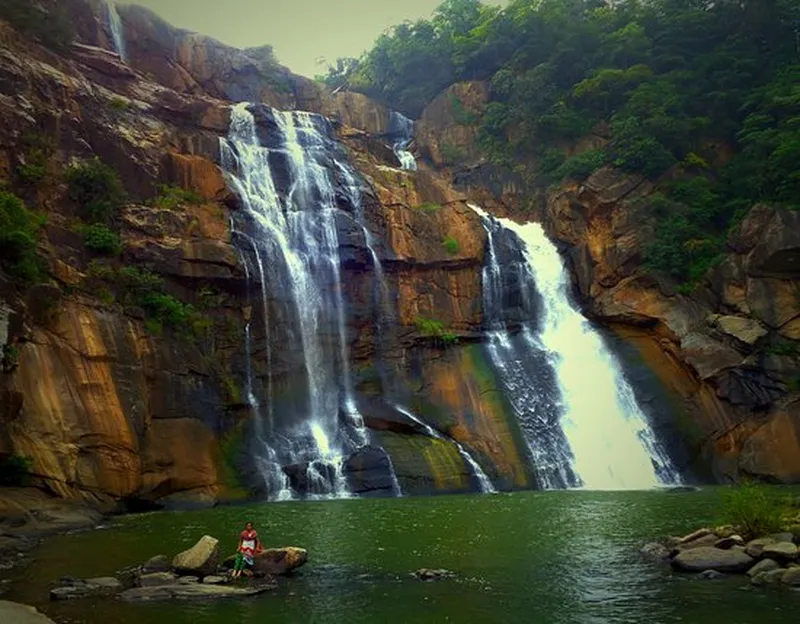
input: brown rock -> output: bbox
[671,547,754,573]
[172,536,219,577]
[252,547,308,576]
[416,81,489,167]
[709,315,768,346]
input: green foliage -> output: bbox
[0,191,44,283]
[441,142,467,163]
[765,342,799,357]
[719,481,785,540]
[553,149,607,182]
[16,132,55,186]
[0,454,33,486]
[89,264,209,336]
[448,94,479,125]
[64,159,125,225]
[0,0,74,51]
[77,224,122,255]
[150,184,204,210]
[348,0,800,288]
[108,97,130,112]
[1,344,19,372]
[415,316,459,346]
[442,236,460,255]
[416,202,442,213]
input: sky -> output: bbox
[122,0,506,78]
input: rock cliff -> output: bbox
[0,1,533,509]
[420,81,800,483]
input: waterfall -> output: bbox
[394,406,496,494]
[471,205,680,490]
[221,103,375,499]
[105,1,127,62]
[388,112,417,171]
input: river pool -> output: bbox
[5,488,800,623]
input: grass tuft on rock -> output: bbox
[718,481,785,540]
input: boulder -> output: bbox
[49,577,121,601]
[142,555,171,573]
[678,528,713,544]
[714,525,736,539]
[671,533,718,554]
[120,582,273,602]
[710,315,768,346]
[715,536,744,550]
[178,576,199,584]
[745,537,777,558]
[761,542,798,561]
[671,547,755,573]
[698,569,725,580]
[252,547,308,576]
[782,567,800,586]
[140,572,178,587]
[172,536,219,577]
[751,568,788,586]
[640,542,670,561]
[747,558,781,577]
[0,601,55,623]
[202,575,227,585]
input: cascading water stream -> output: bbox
[394,406,496,494]
[470,205,680,490]
[389,112,417,171]
[221,103,377,499]
[105,1,127,62]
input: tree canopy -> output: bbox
[329,0,800,286]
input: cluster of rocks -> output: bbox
[642,526,800,586]
[49,535,307,603]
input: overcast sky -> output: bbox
[122,0,506,77]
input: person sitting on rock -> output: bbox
[232,521,261,578]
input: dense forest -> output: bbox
[323,0,800,288]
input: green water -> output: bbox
[6,489,800,623]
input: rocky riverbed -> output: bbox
[642,526,800,587]
[48,535,307,603]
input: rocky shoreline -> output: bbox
[50,535,307,603]
[642,526,800,587]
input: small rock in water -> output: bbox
[761,542,798,561]
[747,559,781,578]
[142,555,171,574]
[745,537,777,559]
[698,569,725,580]
[202,575,226,585]
[751,569,786,586]
[715,536,744,550]
[414,568,454,582]
[678,528,713,544]
[640,542,670,561]
[140,572,178,587]
[782,567,800,586]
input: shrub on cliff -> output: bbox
[0,0,74,52]
[0,454,33,486]
[77,223,122,256]
[0,191,44,283]
[65,159,125,225]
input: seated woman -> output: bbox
[232,521,262,578]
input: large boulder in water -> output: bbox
[172,536,219,577]
[252,547,308,576]
[671,547,755,573]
